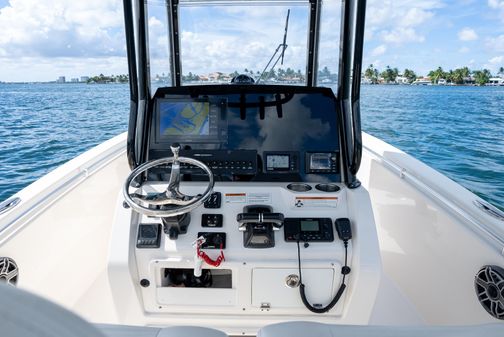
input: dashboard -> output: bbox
[147,85,341,183]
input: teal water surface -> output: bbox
[0,83,502,210]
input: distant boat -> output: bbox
[412,78,431,85]
[437,78,447,85]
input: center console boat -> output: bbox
[1,0,504,336]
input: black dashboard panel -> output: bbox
[148,85,341,183]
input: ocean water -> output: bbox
[0,83,502,210]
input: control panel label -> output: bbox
[224,193,247,203]
[294,196,338,208]
[247,192,271,204]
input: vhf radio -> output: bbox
[283,218,334,242]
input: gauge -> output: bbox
[306,152,339,173]
[264,152,299,172]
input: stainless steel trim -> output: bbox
[474,200,504,221]
[123,155,214,218]
[0,197,21,215]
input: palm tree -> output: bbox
[381,66,397,83]
[473,69,491,86]
[499,67,504,77]
[364,64,379,84]
[403,69,417,83]
[428,67,445,84]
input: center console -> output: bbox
[131,181,348,317]
[113,85,365,327]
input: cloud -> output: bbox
[371,44,387,56]
[0,0,124,58]
[486,34,504,52]
[366,0,443,45]
[381,28,425,43]
[458,46,470,53]
[488,56,503,64]
[458,28,478,41]
[488,0,504,22]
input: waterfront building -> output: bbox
[396,75,409,84]
[71,78,79,83]
[57,76,66,83]
[487,77,504,86]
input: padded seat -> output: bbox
[257,321,504,337]
[0,284,227,337]
[99,324,228,337]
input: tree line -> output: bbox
[365,65,504,85]
[181,66,336,82]
[87,74,128,84]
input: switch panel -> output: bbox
[197,232,226,249]
[137,224,161,248]
[201,214,223,228]
[204,192,222,209]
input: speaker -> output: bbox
[0,257,18,286]
[475,265,504,320]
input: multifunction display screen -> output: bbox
[159,101,210,136]
[300,220,320,232]
[266,155,290,170]
[310,153,332,170]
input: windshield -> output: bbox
[147,0,341,88]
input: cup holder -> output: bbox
[287,183,312,192]
[315,183,340,192]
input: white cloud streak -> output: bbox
[458,28,478,41]
[371,44,387,56]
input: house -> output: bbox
[396,75,409,84]
[487,77,504,86]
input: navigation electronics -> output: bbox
[148,86,341,183]
[284,218,334,242]
[155,98,225,144]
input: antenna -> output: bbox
[280,9,290,65]
[256,9,290,84]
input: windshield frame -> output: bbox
[123,0,367,188]
[163,0,322,87]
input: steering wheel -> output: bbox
[123,143,214,218]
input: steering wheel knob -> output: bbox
[170,143,180,160]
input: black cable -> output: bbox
[297,239,350,314]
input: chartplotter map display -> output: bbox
[159,101,210,136]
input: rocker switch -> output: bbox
[202,214,223,228]
[204,192,221,209]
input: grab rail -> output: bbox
[0,197,21,216]
[474,200,504,222]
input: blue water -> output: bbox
[0,83,502,210]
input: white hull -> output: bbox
[1,132,503,334]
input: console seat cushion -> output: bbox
[0,284,105,337]
[257,321,504,337]
[99,324,228,337]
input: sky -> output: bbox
[0,0,503,82]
